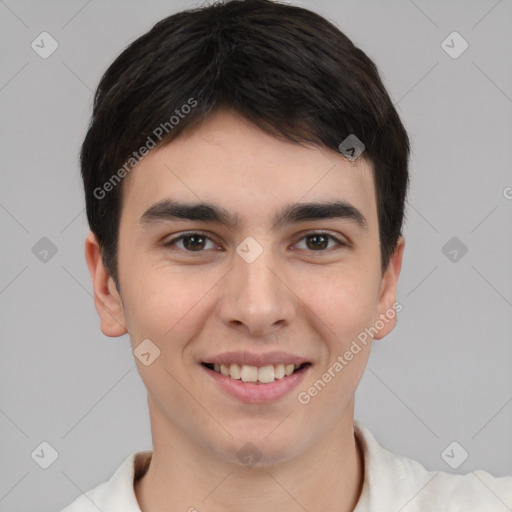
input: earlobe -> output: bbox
[84,231,128,337]
[373,236,405,340]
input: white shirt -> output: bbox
[60,421,512,511]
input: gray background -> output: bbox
[0,0,511,510]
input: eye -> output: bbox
[162,230,348,253]
[163,231,220,252]
[293,231,348,251]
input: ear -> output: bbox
[373,236,405,340]
[84,231,128,337]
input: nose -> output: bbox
[217,241,296,338]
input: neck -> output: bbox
[135,406,364,512]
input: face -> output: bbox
[86,109,403,466]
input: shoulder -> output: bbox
[59,450,152,512]
[353,421,512,512]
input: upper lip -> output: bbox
[202,351,310,367]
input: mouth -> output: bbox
[201,361,311,385]
[201,362,311,384]
[199,360,312,405]
[199,351,312,403]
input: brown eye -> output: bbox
[305,233,329,250]
[182,234,206,251]
[294,232,347,251]
[163,232,218,252]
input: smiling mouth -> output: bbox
[201,362,311,384]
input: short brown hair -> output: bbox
[81,0,410,287]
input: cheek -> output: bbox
[305,264,380,341]
[296,271,379,411]
[120,262,225,371]
[120,268,208,398]
[119,263,196,345]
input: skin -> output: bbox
[85,108,404,512]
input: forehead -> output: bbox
[120,110,377,228]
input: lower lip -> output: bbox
[201,364,311,404]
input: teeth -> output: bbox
[230,363,241,380]
[285,363,295,376]
[210,362,304,383]
[240,365,258,382]
[258,365,275,383]
[274,363,285,379]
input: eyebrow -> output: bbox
[139,199,367,230]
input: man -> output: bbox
[62,0,512,510]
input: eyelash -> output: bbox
[162,230,349,253]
